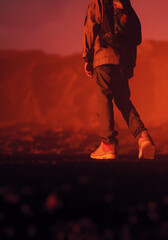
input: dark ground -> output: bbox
[0,155,168,240]
[0,126,168,239]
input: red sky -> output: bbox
[0,0,168,55]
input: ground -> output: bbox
[0,126,168,240]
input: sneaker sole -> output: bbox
[90,153,117,160]
[139,144,155,159]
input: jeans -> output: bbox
[94,64,146,144]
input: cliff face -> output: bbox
[0,41,168,131]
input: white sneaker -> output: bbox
[138,131,155,159]
[90,142,118,160]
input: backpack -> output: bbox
[102,0,142,48]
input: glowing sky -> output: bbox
[0,0,168,55]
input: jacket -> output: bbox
[83,0,142,78]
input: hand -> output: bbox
[84,62,93,78]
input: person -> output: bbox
[83,0,155,159]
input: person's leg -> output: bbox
[90,65,118,159]
[112,66,146,138]
[112,66,155,159]
[94,65,118,144]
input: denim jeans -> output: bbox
[94,64,146,144]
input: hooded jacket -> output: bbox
[83,0,142,77]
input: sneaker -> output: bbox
[138,131,155,159]
[90,142,118,160]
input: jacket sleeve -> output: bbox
[83,0,102,63]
